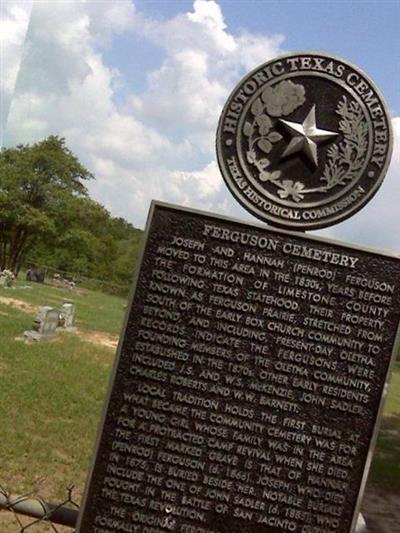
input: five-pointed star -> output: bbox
[279,105,338,166]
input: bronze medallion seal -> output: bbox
[216,52,393,230]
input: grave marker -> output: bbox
[24,306,59,341]
[0,269,15,288]
[60,303,75,329]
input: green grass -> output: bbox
[368,364,400,491]
[384,364,400,416]
[369,415,400,491]
[0,294,118,501]
[8,278,127,334]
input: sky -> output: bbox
[1,0,400,252]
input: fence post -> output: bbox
[0,490,78,528]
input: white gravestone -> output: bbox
[24,306,59,341]
[59,303,75,329]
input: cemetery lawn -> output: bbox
[9,280,127,334]
[0,280,127,506]
[369,362,400,491]
[0,279,400,522]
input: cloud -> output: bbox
[168,161,222,204]
[7,0,397,252]
[129,0,284,153]
[4,0,286,227]
[84,0,138,48]
[0,0,33,146]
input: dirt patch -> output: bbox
[0,296,118,349]
[361,485,400,532]
[75,329,118,350]
[0,296,36,315]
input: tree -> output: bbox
[1,136,143,295]
[0,136,93,272]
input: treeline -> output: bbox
[0,136,142,294]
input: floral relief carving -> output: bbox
[243,84,367,202]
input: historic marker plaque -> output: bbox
[216,52,393,230]
[78,202,400,533]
